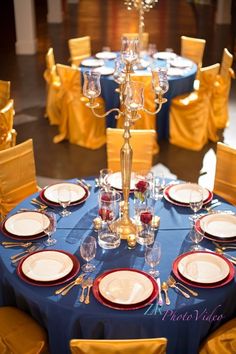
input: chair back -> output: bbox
[0,99,17,151]
[213,142,236,205]
[0,139,38,219]
[199,63,220,94]
[181,35,206,67]
[0,80,10,109]
[220,48,233,78]
[122,32,149,50]
[68,36,91,66]
[44,47,60,85]
[70,338,167,354]
[106,128,157,172]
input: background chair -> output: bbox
[169,63,220,151]
[68,36,91,67]
[199,317,236,354]
[0,79,10,109]
[213,142,236,206]
[0,99,17,151]
[43,47,61,125]
[212,48,235,129]
[0,139,38,219]
[0,306,49,354]
[122,32,149,50]
[70,338,167,354]
[106,128,157,172]
[54,64,106,149]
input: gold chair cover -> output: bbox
[68,36,91,67]
[0,99,17,151]
[122,32,149,50]
[170,63,220,151]
[0,307,49,354]
[212,48,235,129]
[54,64,106,149]
[213,142,236,206]
[0,139,38,219]
[106,128,157,172]
[116,75,159,154]
[70,338,167,354]
[199,318,236,354]
[43,47,61,125]
[0,79,10,110]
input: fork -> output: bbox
[213,241,236,251]
[168,276,198,296]
[84,277,93,304]
[167,277,190,298]
[11,245,40,263]
[203,202,221,212]
[10,245,38,260]
[30,200,48,210]
[55,274,85,295]
[60,274,85,296]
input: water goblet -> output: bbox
[189,228,204,251]
[99,168,113,190]
[80,236,97,272]
[145,242,161,277]
[58,185,71,217]
[43,211,57,247]
[189,186,204,224]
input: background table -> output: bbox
[80,55,197,140]
[0,179,235,354]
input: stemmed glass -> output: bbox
[80,236,97,272]
[99,168,113,190]
[145,242,161,277]
[58,185,72,217]
[189,186,204,224]
[43,212,57,247]
[189,228,204,251]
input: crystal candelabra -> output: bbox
[124,0,159,52]
[82,37,168,239]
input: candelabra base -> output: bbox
[111,216,137,240]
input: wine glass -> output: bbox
[80,236,97,272]
[58,185,72,217]
[43,211,57,247]
[189,228,204,251]
[189,186,204,224]
[145,242,161,277]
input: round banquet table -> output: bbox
[80,54,197,140]
[0,179,235,354]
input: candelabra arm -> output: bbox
[89,106,123,119]
[142,96,167,115]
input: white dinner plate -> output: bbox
[107,172,136,191]
[21,251,74,282]
[170,57,193,68]
[93,66,114,76]
[98,270,154,305]
[43,183,86,203]
[153,51,177,60]
[168,183,209,204]
[4,212,50,237]
[167,67,185,77]
[81,59,104,67]
[95,51,117,60]
[200,213,236,239]
[178,252,230,284]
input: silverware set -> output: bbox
[159,275,198,304]
[55,275,93,304]
[30,199,48,210]
[11,245,42,264]
[0,241,33,248]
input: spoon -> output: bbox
[161,282,170,305]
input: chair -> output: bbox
[199,318,236,354]
[122,32,149,50]
[68,36,91,67]
[213,142,236,206]
[211,48,235,129]
[0,99,17,151]
[0,306,49,354]
[169,63,220,151]
[106,128,157,172]
[0,139,38,219]
[70,338,167,354]
[0,79,10,109]
[54,64,106,149]
[43,47,61,125]
[180,35,206,68]
[116,74,159,154]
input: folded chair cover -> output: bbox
[213,142,236,206]
[54,64,106,149]
[70,338,167,354]
[0,307,49,354]
[0,99,17,151]
[43,47,61,125]
[0,139,38,219]
[106,128,157,172]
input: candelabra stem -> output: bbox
[138,1,144,52]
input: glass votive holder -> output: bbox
[93,217,102,231]
[136,228,154,246]
[127,233,137,249]
[98,223,121,250]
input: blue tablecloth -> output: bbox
[80,55,197,140]
[0,179,235,354]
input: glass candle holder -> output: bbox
[83,71,101,99]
